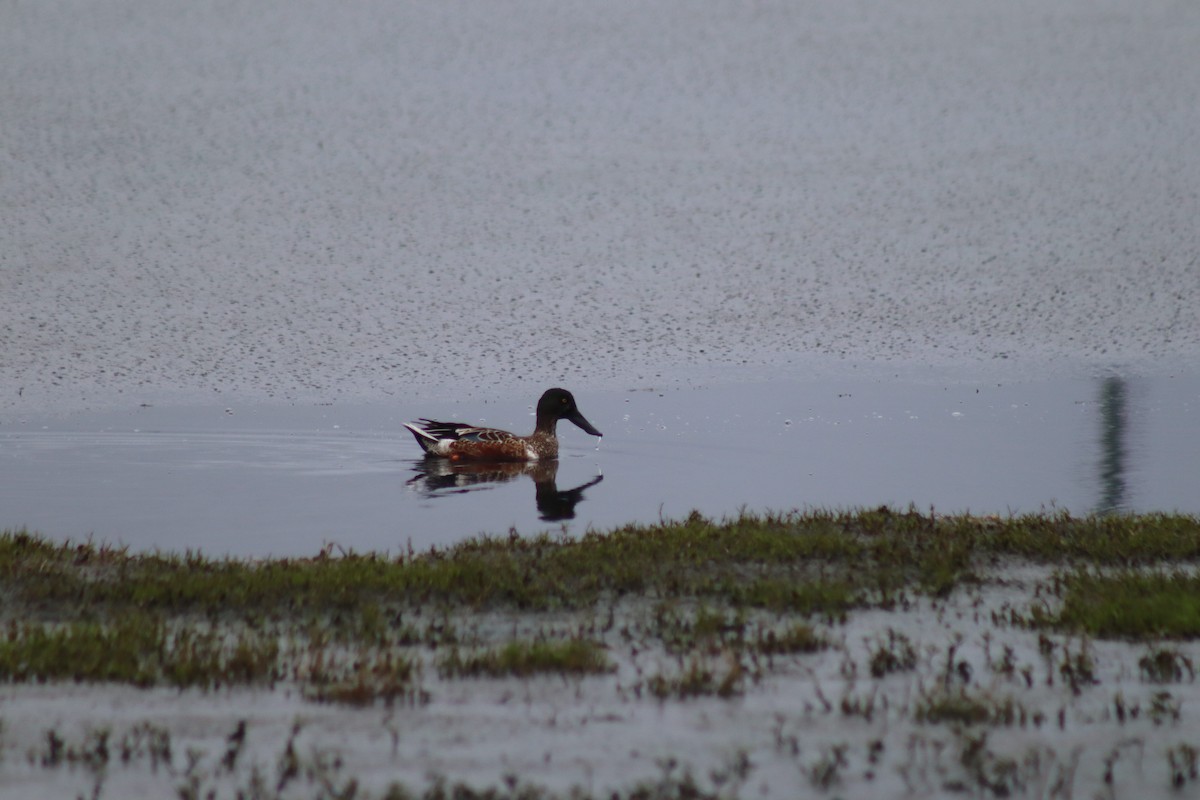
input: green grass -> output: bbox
[755,622,827,655]
[0,615,278,688]
[1030,569,1200,640]
[438,637,611,678]
[2,509,1199,696]
[7,510,1198,620]
[915,689,1030,727]
[303,647,422,706]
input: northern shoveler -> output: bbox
[404,388,603,462]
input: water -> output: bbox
[2,371,1196,558]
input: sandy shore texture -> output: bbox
[3,0,1198,414]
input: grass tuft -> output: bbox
[1030,570,1200,640]
[0,616,278,688]
[438,638,611,678]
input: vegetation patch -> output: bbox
[755,622,827,656]
[0,615,278,688]
[1,509,1198,702]
[4,510,1199,621]
[646,653,746,700]
[438,638,611,678]
[915,689,1032,727]
[1029,569,1200,640]
[302,646,423,706]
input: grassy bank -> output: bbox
[2,509,1199,693]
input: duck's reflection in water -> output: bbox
[406,459,603,521]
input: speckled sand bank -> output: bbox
[3,0,1198,415]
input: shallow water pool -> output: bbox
[1,371,1196,557]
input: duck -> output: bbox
[404,388,602,461]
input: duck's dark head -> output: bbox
[537,388,602,437]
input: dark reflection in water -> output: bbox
[406,459,604,522]
[1096,376,1129,514]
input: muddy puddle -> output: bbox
[1,370,1197,557]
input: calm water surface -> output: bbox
[2,373,1196,558]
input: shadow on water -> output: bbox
[1095,376,1128,514]
[406,459,604,522]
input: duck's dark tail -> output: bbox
[403,422,439,453]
